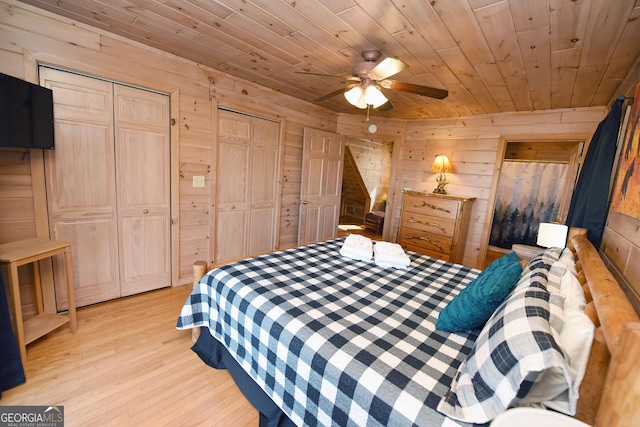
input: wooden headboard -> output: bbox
[190,232,640,426]
[571,233,640,427]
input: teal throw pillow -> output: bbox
[488,250,519,268]
[436,252,523,332]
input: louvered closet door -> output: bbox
[215,110,280,263]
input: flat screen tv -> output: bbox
[0,72,55,150]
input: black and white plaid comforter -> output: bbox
[177,238,481,427]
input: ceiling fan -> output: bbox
[297,49,448,111]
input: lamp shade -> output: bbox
[430,155,453,173]
[344,86,367,109]
[344,83,388,109]
[364,85,387,108]
[537,223,569,248]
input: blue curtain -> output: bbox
[566,97,624,248]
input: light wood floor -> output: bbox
[2,285,259,426]
[337,218,383,241]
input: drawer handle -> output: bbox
[410,201,451,214]
[404,235,443,252]
[407,219,447,233]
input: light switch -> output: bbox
[193,175,205,188]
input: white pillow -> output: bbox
[557,248,577,275]
[553,309,595,414]
[560,269,587,312]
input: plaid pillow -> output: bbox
[437,248,571,424]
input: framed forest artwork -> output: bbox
[611,83,640,219]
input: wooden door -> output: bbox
[41,68,171,308]
[41,68,120,309]
[298,128,345,245]
[216,111,250,263]
[114,85,171,296]
[248,118,280,256]
[215,110,280,263]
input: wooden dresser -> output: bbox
[398,191,474,264]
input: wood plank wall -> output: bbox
[338,109,606,269]
[602,207,640,314]
[0,0,337,294]
[340,147,369,222]
[1,0,638,314]
[400,110,609,268]
[0,150,39,316]
[504,140,581,162]
[599,92,640,315]
[336,115,408,239]
[346,137,394,212]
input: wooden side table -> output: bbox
[0,238,77,365]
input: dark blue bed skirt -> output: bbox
[192,329,296,427]
[0,272,25,397]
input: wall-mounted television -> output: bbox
[0,72,55,150]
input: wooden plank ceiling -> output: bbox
[16,0,640,119]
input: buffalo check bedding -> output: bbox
[177,238,485,427]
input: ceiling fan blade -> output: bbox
[386,80,448,99]
[377,100,393,111]
[368,58,407,80]
[314,85,355,102]
[296,71,360,81]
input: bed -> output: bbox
[176,230,640,427]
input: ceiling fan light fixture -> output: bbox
[344,86,367,109]
[345,84,388,109]
[303,49,448,107]
[364,85,387,108]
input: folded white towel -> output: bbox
[345,234,372,248]
[375,241,405,255]
[339,234,373,261]
[340,245,373,261]
[374,242,410,269]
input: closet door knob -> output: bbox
[143,209,149,214]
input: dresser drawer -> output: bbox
[398,191,474,264]
[403,194,459,220]
[402,242,451,262]
[398,232,452,255]
[400,212,456,238]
